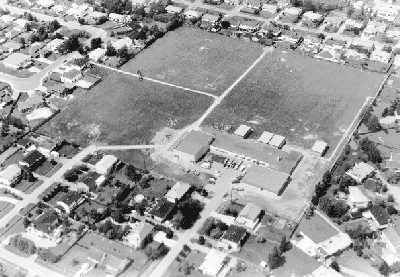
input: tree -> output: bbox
[105,43,117,56]
[268,246,284,269]
[28,33,39,43]
[62,36,82,53]
[96,16,108,25]
[77,225,85,236]
[359,137,382,164]
[322,171,332,184]
[387,205,398,215]
[181,261,191,275]
[198,235,205,245]
[330,260,340,272]
[378,261,390,276]
[388,194,395,202]
[22,217,30,229]
[118,45,131,64]
[90,37,102,50]
[78,18,85,25]
[47,20,61,33]
[124,164,141,182]
[279,236,292,254]
[366,115,382,132]
[37,25,47,41]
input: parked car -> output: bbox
[239,165,246,172]
[201,162,211,169]
[215,170,223,177]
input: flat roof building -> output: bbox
[164,182,191,203]
[311,140,328,156]
[172,130,214,163]
[3,53,31,69]
[0,164,21,187]
[269,134,286,149]
[234,124,252,138]
[316,232,352,259]
[241,165,290,196]
[235,203,262,230]
[95,155,119,175]
[258,131,274,144]
[348,186,370,209]
[346,162,375,183]
[199,249,228,277]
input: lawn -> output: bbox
[38,71,213,145]
[272,247,321,277]
[0,202,14,220]
[202,51,385,154]
[295,213,339,244]
[34,160,58,176]
[121,27,264,95]
[233,235,276,264]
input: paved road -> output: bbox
[0,2,107,39]
[0,52,81,92]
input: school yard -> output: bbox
[38,70,213,145]
[202,51,385,155]
[120,27,265,95]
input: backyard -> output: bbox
[295,213,339,244]
[202,51,385,154]
[121,27,264,95]
[38,71,214,145]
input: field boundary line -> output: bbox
[90,62,218,99]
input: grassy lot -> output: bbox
[38,71,213,145]
[202,51,384,153]
[295,213,338,244]
[34,160,58,176]
[337,250,381,277]
[233,235,276,264]
[0,215,23,239]
[0,202,14,220]
[121,27,264,95]
[168,250,207,277]
[272,247,321,277]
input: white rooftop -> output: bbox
[269,134,286,147]
[199,249,227,277]
[348,186,369,203]
[317,232,352,257]
[311,140,328,154]
[258,131,274,144]
[234,124,252,137]
[0,164,21,182]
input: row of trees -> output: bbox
[268,236,292,269]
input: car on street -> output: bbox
[215,170,223,177]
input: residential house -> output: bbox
[2,41,23,52]
[19,150,45,170]
[75,74,101,90]
[67,57,90,71]
[269,134,286,149]
[27,210,63,243]
[323,15,345,32]
[111,37,133,51]
[374,5,398,21]
[199,249,228,277]
[235,203,262,231]
[51,4,66,14]
[123,222,154,249]
[225,0,241,5]
[149,198,175,222]
[37,0,55,8]
[95,155,119,175]
[262,4,278,14]
[344,19,364,31]
[280,30,301,43]
[0,164,21,187]
[381,226,400,265]
[46,38,65,52]
[26,107,54,122]
[386,28,400,40]
[3,53,31,69]
[244,0,262,9]
[164,182,191,203]
[56,191,85,214]
[260,24,281,37]
[108,13,129,23]
[369,205,392,229]
[221,16,241,29]
[61,69,82,83]
[239,21,260,33]
[184,10,203,19]
[369,49,391,64]
[6,29,21,39]
[311,140,328,156]
[363,21,387,38]
[218,225,247,251]
[234,124,252,138]
[202,14,220,24]
[346,162,376,183]
[29,42,44,58]
[315,232,352,259]
[281,7,302,22]
[14,18,29,28]
[0,14,15,24]
[302,11,324,26]
[165,5,183,14]
[88,48,106,61]
[348,186,370,209]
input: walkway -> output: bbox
[92,62,218,99]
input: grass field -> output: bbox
[295,213,338,244]
[121,27,264,95]
[202,51,385,153]
[38,71,213,145]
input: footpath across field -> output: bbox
[121,27,265,96]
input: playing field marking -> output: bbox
[90,63,218,99]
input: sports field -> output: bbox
[121,27,264,95]
[38,71,213,145]
[203,51,385,153]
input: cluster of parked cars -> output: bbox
[223,158,246,171]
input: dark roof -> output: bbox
[34,210,61,234]
[70,57,89,67]
[57,191,83,206]
[149,199,175,220]
[222,225,247,243]
[370,205,391,226]
[22,150,44,167]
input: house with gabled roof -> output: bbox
[56,191,85,214]
[61,69,82,83]
[0,164,21,187]
[348,186,370,209]
[235,203,262,231]
[369,205,392,229]
[164,182,192,203]
[27,210,64,243]
[123,222,154,249]
[218,225,247,251]
[381,226,400,265]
